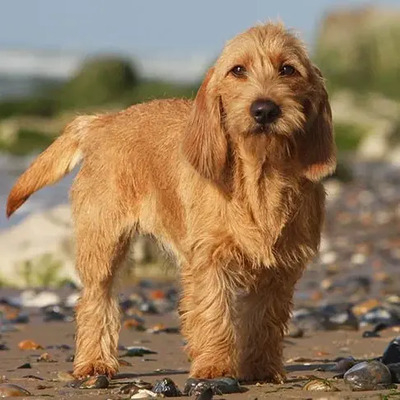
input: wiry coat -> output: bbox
[7,23,335,382]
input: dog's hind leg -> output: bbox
[71,193,132,378]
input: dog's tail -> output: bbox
[6,115,97,218]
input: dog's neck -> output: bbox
[230,134,303,238]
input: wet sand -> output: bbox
[0,309,399,399]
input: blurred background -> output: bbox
[0,0,399,291]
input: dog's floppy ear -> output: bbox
[298,67,336,181]
[182,67,228,182]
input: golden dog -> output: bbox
[7,23,335,382]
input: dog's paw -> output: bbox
[73,361,118,379]
[191,363,233,379]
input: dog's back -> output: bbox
[7,98,191,220]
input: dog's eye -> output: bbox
[279,64,296,76]
[230,65,247,78]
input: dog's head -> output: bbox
[183,23,336,184]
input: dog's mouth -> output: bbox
[251,122,276,135]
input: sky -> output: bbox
[0,0,399,82]
[2,0,399,57]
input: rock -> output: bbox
[0,205,77,288]
[352,299,380,317]
[42,305,71,322]
[37,352,55,362]
[362,330,380,338]
[22,375,44,381]
[77,375,109,389]
[152,378,181,397]
[123,346,157,357]
[16,363,32,369]
[130,389,158,398]
[20,290,60,308]
[118,358,131,366]
[360,307,400,327]
[285,322,304,338]
[184,377,241,395]
[194,387,214,400]
[56,371,75,382]
[382,336,400,365]
[18,340,43,350]
[387,363,400,383]
[147,324,180,334]
[329,356,356,373]
[292,305,359,332]
[118,380,152,395]
[0,383,31,397]
[303,378,339,392]
[344,360,392,391]
[65,293,80,307]
[123,318,146,331]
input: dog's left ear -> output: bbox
[299,67,336,181]
[182,67,228,183]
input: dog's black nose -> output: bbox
[250,99,281,125]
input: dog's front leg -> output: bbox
[180,263,239,380]
[180,258,299,383]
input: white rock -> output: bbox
[0,204,78,287]
[20,290,60,308]
[131,389,158,399]
[66,292,80,307]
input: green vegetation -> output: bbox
[315,7,400,100]
[17,254,65,287]
[0,128,54,155]
[334,122,368,152]
[59,56,138,109]
[0,55,198,155]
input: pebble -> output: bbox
[362,330,380,338]
[123,346,157,357]
[37,352,55,362]
[286,322,304,338]
[184,377,241,395]
[194,387,214,400]
[56,371,75,382]
[16,363,31,369]
[123,318,146,331]
[18,340,43,350]
[329,356,356,373]
[352,299,380,316]
[292,305,359,332]
[19,290,60,308]
[360,307,400,326]
[303,378,339,392]
[42,305,71,322]
[77,375,109,389]
[131,389,158,398]
[344,360,392,391]
[387,363,400,383]
[152,378,181,397]
[118,380,152,395]
[381,336,400,365]
[118,358,132,366]
[0,383,31,397]
[65,292,80,307]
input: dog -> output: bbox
[6,22,335,383]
